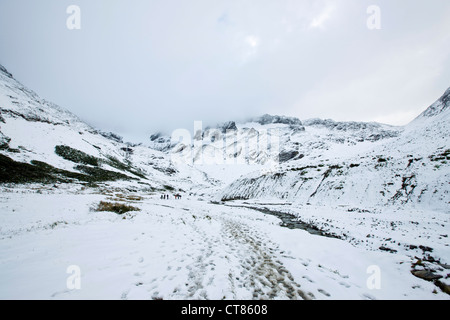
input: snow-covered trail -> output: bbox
[215,215,308,300]
[113,200,311,300]
[0,192,308,300]
[0,192,447,300]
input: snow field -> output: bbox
[0,191,447,300]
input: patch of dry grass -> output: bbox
[93,201,141,215]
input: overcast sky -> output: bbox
[0,0,449,143]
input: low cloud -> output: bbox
[0,0,449,142]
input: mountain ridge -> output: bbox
[417,86,450,118]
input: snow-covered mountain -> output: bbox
[217,88,449,211]
[145,88,449,211]
[0,64,211,194]
[146,86,450,211]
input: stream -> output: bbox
[212,201,341,239]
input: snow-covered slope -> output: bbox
[216,88,449,211]
[0,64,212,193]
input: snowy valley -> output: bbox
[0,64,449,300]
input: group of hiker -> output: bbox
[160,194,182,200]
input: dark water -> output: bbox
[215,202,341,239]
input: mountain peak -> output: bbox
[0,64,13,79]
[418,86,450,118]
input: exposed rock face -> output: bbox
[150,133,163,141]
[252,114,303,127]
[279,150,301,163]
[411,270,443,281]
[98,131,123,143]
[220,121,238,133]
[0,132,11,149]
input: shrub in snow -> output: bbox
[93,201,140,215]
